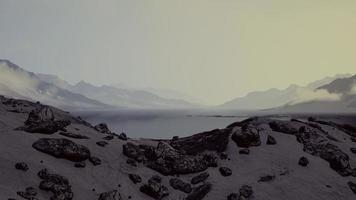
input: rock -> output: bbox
[17,187,38,200]
[126,159,137,167]
[239,185,253,200]
[231,125,261,148]
[191,172,209,185]
[219,167,232,176]
[170,129,230,155]
[59,132,89,139]
[15,162,29,171]
[95,123,112,134]
[122,142,147,163]
[266,135,277,145]
[319,143,351,176]
[169,178,192,193]
[98,190,122,200]
[74,161,86,168]
[18,107,71,134]
[32,138,90,162]
[172,136,179,141]
[185,183,212,200]
[220,152,228,160]
[118,133,127,140]
[348,181,356,194]
[269,121,299,135]
[239,149,250,155]
[298,157,309,167]
[258,175,275,182]
[227,193,238,200]
[350,148,356,154]
[351,137,356,143]
[103,135,114,140]
[38,168,73,200]
[96,141,109,147]
[140,176,169,200]
[89,156,102,166]
[129,174,142,184]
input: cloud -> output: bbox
[288,87,341,105]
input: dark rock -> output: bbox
[172,136,179,141]
[298,157,309,167]
[269,121,298,135]
[220,152,228,160]
[351,137,356,143]
[227,117,259,129]
[15,162,29,171]
[89,156,102,166]
[258,175,275,182]
[17,187,38,200]
[219,167,232,176]
[38,168,73,200]
[140,176,169,200]
[59,131,89,139]
[239,149,250,155]
[348,181,356,194]
[350,148,356,154]
[129,174,142,184]
[185,183,212,200]
[95,123,112,134]
[126,159,137,167]
[98,190,122,200]
[239,185,253,199]
[18,107,70,134]
[231,125,261,148]
[319,143,351,176]
[122,142,147,163]
[169,178,192,193]
[170,129,230,155]
[96,141,109,147]
[191,172,209,185]
[227,193,238,200]
[103,135,114,141]
[151,175,162,183]
[74,161,86,168]
[32,138,90,162]
[118,133,127,141]
[266,135,277,145]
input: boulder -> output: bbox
[169,178,192,193]
[89,156,102,166]
[18,107,70,134]
[239,185,253,200]
[59,132,89,139]
[298,157,309,167]
[239,149,250,155]
[231,126,261,148]
[266,135,277,145]
[15,162,29,171]
[129,174,142,184]
[122,142,147,163]
[185,183,211,200]
[319,143,351,176]
[98,190,122,200]
[38,168,73,200]
[219,167,232,177]
[140,176,169,200]
[94,123,112,134]
[32,138,90,162]
[191,172,209,185]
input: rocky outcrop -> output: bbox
[38,168,73,200]
[185,183,212,200]
[191,172,210,185]
[32,138,90,162]
[59,131,89,139]
[170,129,230,155]
[231,125,261,148]
[140,175,169,200]
[98,190,122,200]
[18,107,70,134]
[169,178,192,193]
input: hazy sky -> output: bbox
[1,0,356,105]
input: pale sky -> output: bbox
[0,0,356,105]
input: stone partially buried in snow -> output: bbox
[185,183,212,200]
[94,123,112,134]
[32,138,90,162]
[169,178,192,193]
[219,167,232,177]
[38,168,73,200]
[98,190,122,200]
[191,172,209,185]
[266,135,277,145]
[231,125,261,148]
[140,175,169,200]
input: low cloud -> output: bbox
[288,87,341,105]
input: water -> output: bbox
[75,110,247,139]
